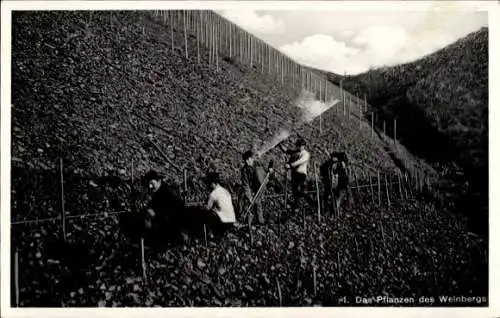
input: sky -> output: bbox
[218,3,487,75]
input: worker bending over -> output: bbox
[203,172,236,239]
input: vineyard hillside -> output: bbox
[313,27,488,234]
[320,28,487,173]
[11,10,431,208]
[9,10,488,307]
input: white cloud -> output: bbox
[280,34,365,74]
[341,30,355,38]
[220,10,286,35]
[352,26,407,63]
[279,16,485,75]
[250,8,486,74]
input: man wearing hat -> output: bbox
[140,170,188,243]
[240,150,268,224]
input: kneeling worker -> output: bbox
[203,172,236,238]
[141,170,188,242]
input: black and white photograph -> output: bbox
[0,0,498,315]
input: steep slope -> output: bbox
[11,10,430,206]
[325,28,487,172]
[319,28,488,234]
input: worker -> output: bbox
[141,170,188,244]
[240,150,270,224]
[203,171,236,239]
[280,138,311,213]
[320,152,350,216]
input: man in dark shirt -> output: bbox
[240,150,269,224]
[141,170,188,243]
[320,152,349,215]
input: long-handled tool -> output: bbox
[241,161,274,221]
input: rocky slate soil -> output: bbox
[11,11,419,190]
[12,188,487,307]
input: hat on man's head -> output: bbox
[142,170,163,187]
[243,150,255,161]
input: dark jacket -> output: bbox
[241,162,267,200]
[320,160,349,191]
[148,181,186,224]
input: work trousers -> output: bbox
[291,172,307,211]
[323,186,347,216]
[238,190,265,224]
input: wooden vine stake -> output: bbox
[268,45,272,74]
[371,113,374,138]
[405,173,413,197]
[414,172,418,192]
[130,159,135,213]
[343,92,346,116]
[59,157,66,242]
[215,19,219,71]
[281,167,288,238]
[379,222,388,258]
[397,171,404,200]
[277,278,283,306]
[250,36,253,68]
[354,236,360,262]
[314,164,321,222]
[141,238,147,283]
[337,250,341,279]
[262,42,267,74]
[348,94,351,119]
[15,249,19,307]
[183,11,188,58]
[377,170,381,206]
[369,174,375,205]
[229,20,232,57]
[359,102,362,129]
[208,14,212,65]
[183,168,188,202]
[384,173,391,207]
[170,11,174,52]
[313,264,317,297]
[325,79,328,103]
[203,224,208,247]
[302,204,306,229]
[196,12,200,63]
[281,55,285,84]
[394,119,397,144]
[403,173,409,199]
[353,168,360,203]
[248,213,253,245]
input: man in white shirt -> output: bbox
[281,138,311,213]
[204,172,236,238]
